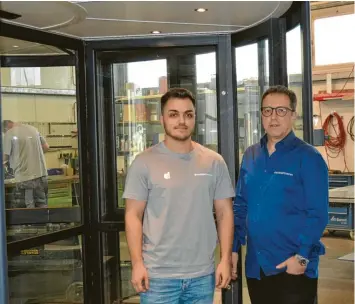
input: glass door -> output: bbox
[234,39,269,304]
[96,46,222,304]
[0,34,86,304]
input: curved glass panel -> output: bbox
[0,36,82,242]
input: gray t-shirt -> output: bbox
[3,124,48,182]
[123,141,235,279]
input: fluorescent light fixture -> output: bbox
[151,30,161,34]
[195,8,208,12]
[13,45,19,48]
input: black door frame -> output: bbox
[0,2,311,303]
[85,34,238,303]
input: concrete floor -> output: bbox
[317,232,354,304]
[122,232,354,304]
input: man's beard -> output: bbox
[163,122,193,142]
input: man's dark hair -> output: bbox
[2,120,13,130]
[261,85,297,111]
[160,88,196,113]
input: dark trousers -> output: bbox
[9,177,48,209]
[247,269,318,304]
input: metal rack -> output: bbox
[20,121,77,148]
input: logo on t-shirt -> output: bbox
[194,173,213,176]
[164,172,171,179]
[274,171,293,177]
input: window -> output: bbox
[311,2,355,69]
[234,40,269,304]
[286,25,304,139]
[235,40,269,159]
[10,67,41,86]
[314,13,355,66]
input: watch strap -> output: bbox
[295,254,309,266]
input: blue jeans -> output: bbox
[140,273,215,304]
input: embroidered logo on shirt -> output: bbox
[164,172,171,179]
[274,171,293,177]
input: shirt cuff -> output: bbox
[299,241,326,259]
[232,239,240,253]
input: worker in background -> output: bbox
[123,88,235,303]
[232,85,329,304]
[2,120,49,209]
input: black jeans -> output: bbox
[247,269,318,304]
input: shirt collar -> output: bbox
[260,131,296,149]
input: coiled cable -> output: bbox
[347,116,354,141]
[323,112,347,157]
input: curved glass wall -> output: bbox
[0,35,84,303]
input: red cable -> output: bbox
[322,112,349,172]
[323,112,346,156]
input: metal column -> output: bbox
[217,35,240,304]
[0,57,9,304]
[300,1,314,144]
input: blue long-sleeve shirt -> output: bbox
[233,131,328,279]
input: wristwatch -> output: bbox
[295,254,309,267]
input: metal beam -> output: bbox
[268,18,288,87]
[217,35,240,304]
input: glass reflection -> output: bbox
[235,40,269,304]
[114,52,218,209]
[286,25,304,139]
[8,236,83,303]
[235,40,269,161]
[1,36,81,241]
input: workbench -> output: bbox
[5,175,81,244]
[327,185,354,240]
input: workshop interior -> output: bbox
[0,1,354,304]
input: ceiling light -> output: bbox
[151,31,161,34]
[13,45,19,48]
[195,8,207,12]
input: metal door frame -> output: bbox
[85,34,238,303]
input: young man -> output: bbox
[2,120,49,209]
[232,85,329,304]
[123,88,235,303]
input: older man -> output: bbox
[232,85,328,304]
